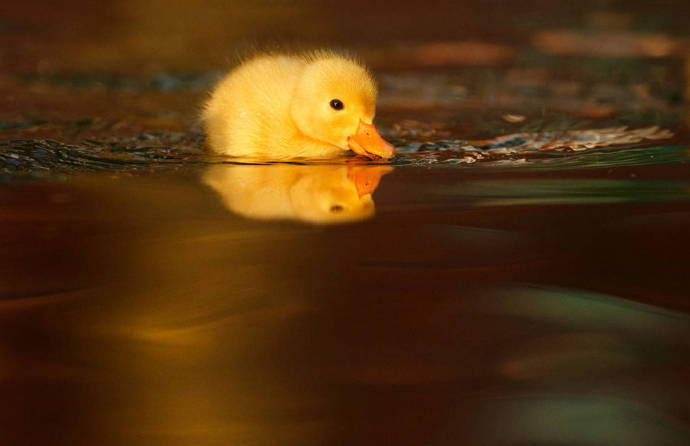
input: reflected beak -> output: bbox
[347,120,395,159]
[347,165,394,198]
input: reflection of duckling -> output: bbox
[202,165,392,224]
[202,50,394,160]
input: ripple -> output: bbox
[0,125,681,178]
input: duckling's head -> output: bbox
[290,53,395,159]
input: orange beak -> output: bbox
[347,120,395,160]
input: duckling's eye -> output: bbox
[329,99,344,110]
[330,205,344,213]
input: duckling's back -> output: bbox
[203,54,305,157]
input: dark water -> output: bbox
[2,1,690,445]
[3,163,690,445]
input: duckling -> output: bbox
[202,50,395,160]
[202,164,392,224]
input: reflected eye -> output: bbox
[329,99,344,110]
[330,205,344,213]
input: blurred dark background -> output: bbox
[2,0,690,146]
[2,0,689,74]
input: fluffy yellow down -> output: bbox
[202,50,389,159]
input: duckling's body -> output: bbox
[204,55,329,158]
[202,51,394,159]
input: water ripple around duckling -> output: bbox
[0,125,685,179]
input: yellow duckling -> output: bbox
[202,50,395,160]
[202,164,392,224]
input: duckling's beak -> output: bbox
[348,120,395,159]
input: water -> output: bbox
[2,1,690,445]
